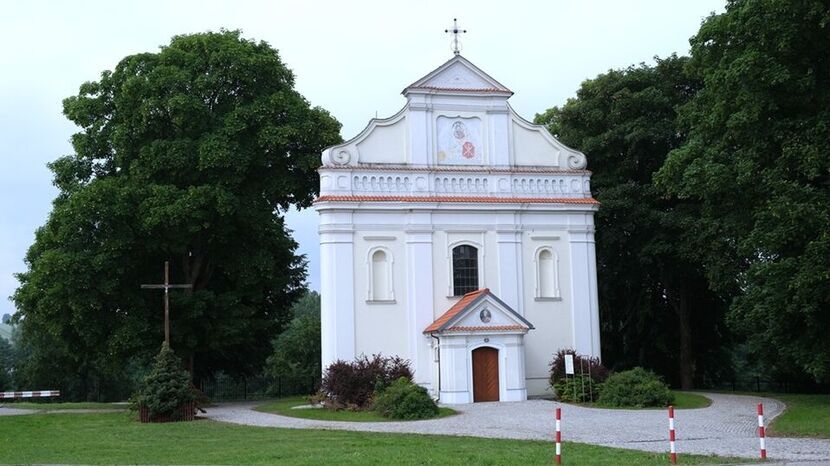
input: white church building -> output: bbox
[315,54,600,403]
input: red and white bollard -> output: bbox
[758,403,767,459]
[555,407,562,464]
[668,405,677,464]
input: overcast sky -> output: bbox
[0,0,725,316]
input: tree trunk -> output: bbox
[677,282,695,390]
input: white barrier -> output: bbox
[0,390,60,399]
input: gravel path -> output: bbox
[204,393,830,462]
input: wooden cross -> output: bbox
[141,261,192,345]
[445,18,467,56]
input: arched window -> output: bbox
[368,249,393,301]
[536,248,560,299]
[452,244,479,296]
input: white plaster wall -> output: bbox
[521,231,574,396]
[319,205,596,396]
[512,122,560,167]
[353,232,408,359]
[356,117,408,164]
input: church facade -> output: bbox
[315,55,600,403]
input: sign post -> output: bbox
[564,354,575,401]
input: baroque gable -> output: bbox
[318,57,594,206]
[320,55,588,176]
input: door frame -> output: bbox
[467,341,505,402]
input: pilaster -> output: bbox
[319,219,355,370]
[567,215,600,358]
[496,217,523,314]
[405,213,435,389]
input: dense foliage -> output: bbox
[12,30,341,399]
[538,0,830,387]
[320,354,412,409]
[134,343,195,420]
[265,291,321,380]
[373,377,439,420]
[537,56,732,389]
[655,0,830,382]
[597,368,675,408]
[0,338,14,391]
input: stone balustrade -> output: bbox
[319,167,592,198]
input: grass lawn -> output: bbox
[0,412,750,465]
[671,391,713,409]
[0,401,126,410]
[765,393,830,438]
[256,397,456,422]
[569,391,711,410]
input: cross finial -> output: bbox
[445,18,467,56]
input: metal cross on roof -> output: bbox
[445,18,467,56]
[141,261,192,345]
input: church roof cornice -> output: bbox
[318,165,592,175]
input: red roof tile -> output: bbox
[408,86,511,94]
[445,325,525,332]
[316,195,599,205]
[423,289,489,333]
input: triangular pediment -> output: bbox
[403,55,512,96]
[424,289,533,334]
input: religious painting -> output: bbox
[436,116,483,165]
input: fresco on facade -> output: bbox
[436,116,483,165]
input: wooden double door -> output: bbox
[472,346,499,402]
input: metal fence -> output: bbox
[699,376,830,394]
[198,375,320,401]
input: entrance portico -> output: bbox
[425,289,533,404]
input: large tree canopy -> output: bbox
[13,30,341,399]
[536,56,731,388]
[656,0,830,381]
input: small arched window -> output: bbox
[452,244,479,296]
[369,249,393,301]
[536,248,560,299]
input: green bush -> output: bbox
[553,374,599,403]
[597,367,674,408]
[132,343,195,419]
[373,378,439,420]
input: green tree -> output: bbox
[13,30,342,400]
[536,56,731,388]
[135,343,195,419]
[265,291,320,379]
[656,0,830,381]
[0,337,14,391]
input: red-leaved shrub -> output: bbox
[321,354,413,409]
[548,348,609,387]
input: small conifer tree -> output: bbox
[135,343,195,420]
